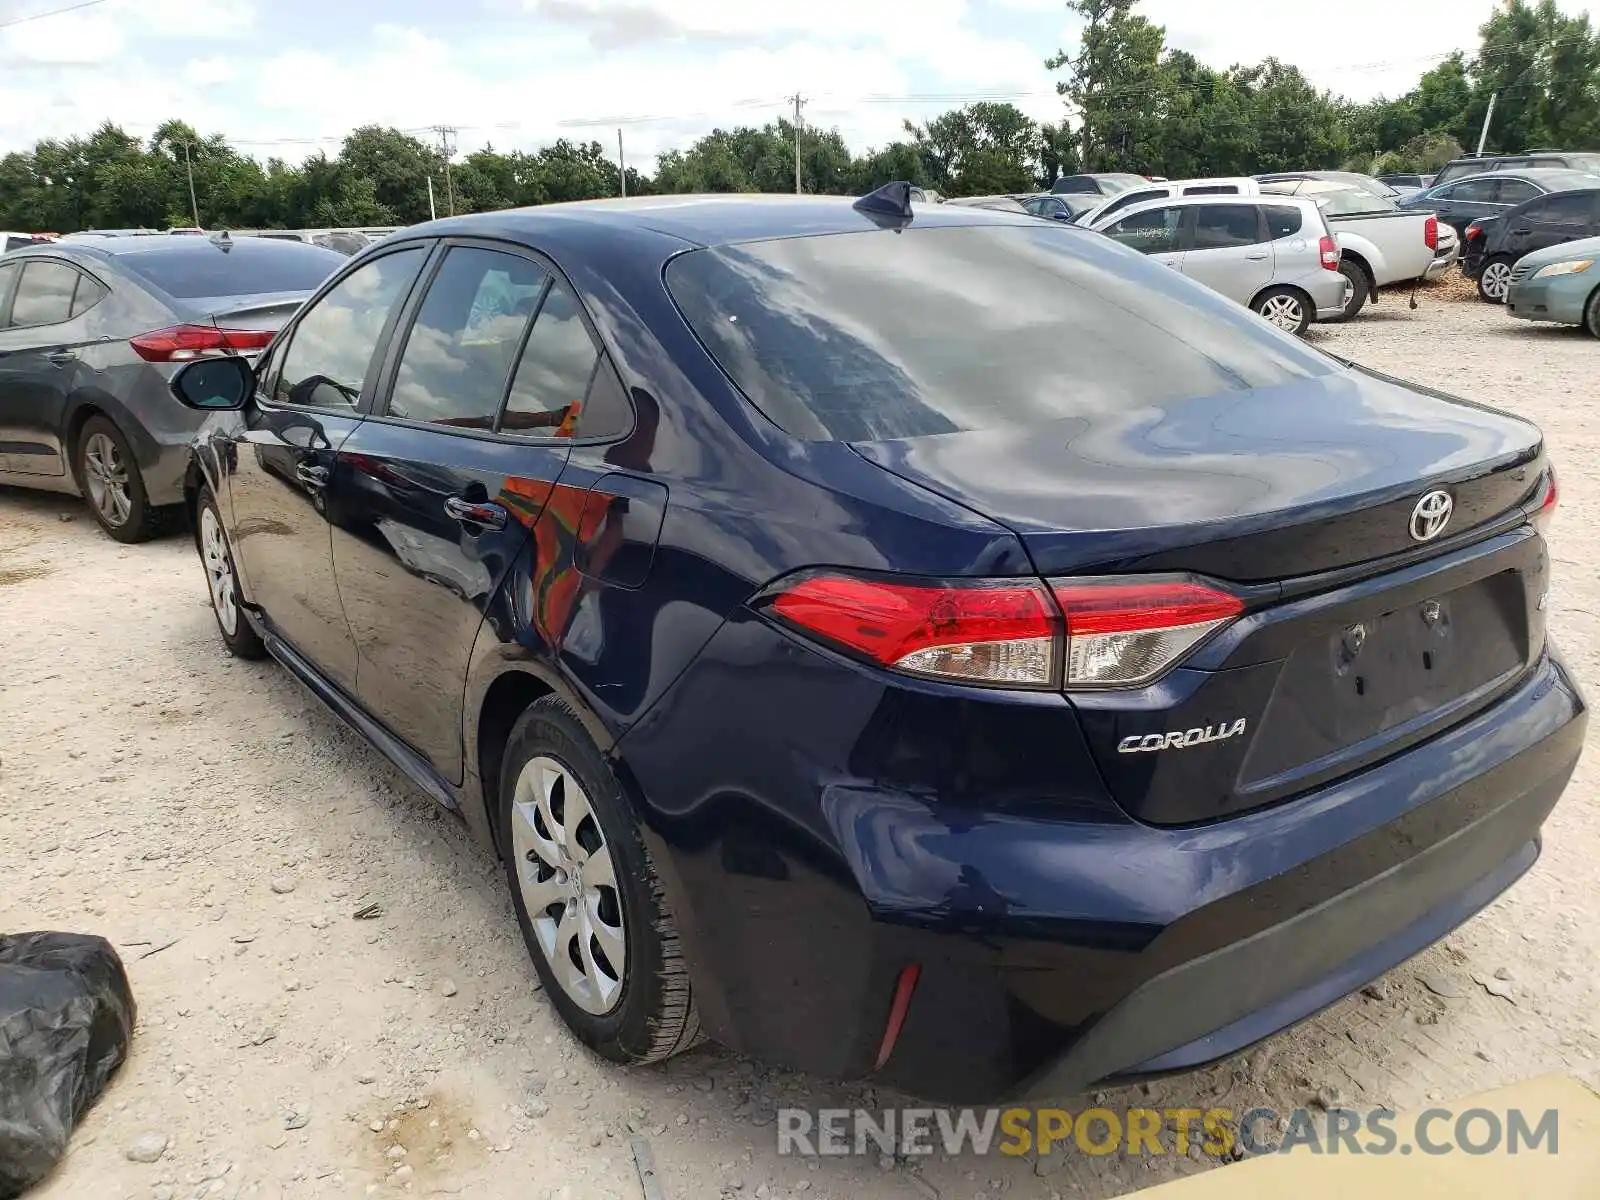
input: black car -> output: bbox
[1432,151,1600,188]
[1399,169,1599,239]
[163,189,1582,1103]
[0,235,341,539]
[1050,172,1147,196]
[1460,187,1600,301]
[1018,193,1100,222]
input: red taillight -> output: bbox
[1424,215,1439,251]
[1319,235,1340,270]
[1532,467,1558,537]
[1466,224,1483,242]
[762,572,1243,690]
[1051,580,1243,688]
[130,324,275,363]
[766,573,1060,688]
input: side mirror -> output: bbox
[1052,211,1072,222]
[170,356,254,411]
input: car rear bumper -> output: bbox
[621,608,1586,1103]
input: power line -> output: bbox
[0,0,108,29]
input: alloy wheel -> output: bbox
[1481,261,1512,301]
[82,432,132,527]
[510,755,627,1015]
[1260,294,1305,332]
[200,506,239,636]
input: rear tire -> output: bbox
[1251,287,1312,336]
[1332,260,1368,321]
[197,485,266,659]
[1478,255,1514,304]
[75,415,174,543]
[498,696,701,1065]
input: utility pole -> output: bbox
[182,141,201,229]
[617,128,626,198]
[427,176,437,221]
[789,94,806,195]
[431,125,458,216]
[1476,92,1499,157]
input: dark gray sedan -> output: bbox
[0,235,341,540]
[1398,169,1600,238]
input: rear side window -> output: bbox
[1539,192,1596,224]
[115,240,342,299]
[665,225,1330,443]
[1264,206,1304,239]
[1105,206,1182,253]
[274,247,425,410]
[1493,158,1532,171]
[502,279,619,438]
[10,260,80,327]
[1191,205,1263,249]
[387,247,548,430]
[1182,184,1240,196]
[1495,178,1540,204]
[70,275,107,317]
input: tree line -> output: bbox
[1,0,1595,234]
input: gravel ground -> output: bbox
[2,287,1598,1200]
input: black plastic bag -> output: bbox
[0,934,136,1198]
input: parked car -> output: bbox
[1089,195,1348,334]
[1257,171,1401,200]
[1017,193,1100,222]
[2,232,52,253]
[1075,177,1260,228]
[166,189,1581,1105]
[1461,188,1600,302]
[1398,169,1598,239]
[0,235,342,540]
[1259,178,1447,319]
[1377,172,1435,193]
[1504,234,1600,335]
[1431,151,1600,189]
[944,195,1034,214]
[1051,172,1148,196]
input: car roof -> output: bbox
[1444,168,1600,186]
[384,193,1046,249]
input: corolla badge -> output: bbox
[1410,489,1454,543]
[1118,719,1248,754]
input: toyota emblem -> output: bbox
[1410,490,1454,542]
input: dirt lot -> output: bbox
[2,288,1599,1200]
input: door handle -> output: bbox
[295,462,330,489]
[1245,252,1269,261]
[1511,227,1532,235]
[443,495,508,531]
[46,350,77,367]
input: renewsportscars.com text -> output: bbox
[776,1105,1561,1158]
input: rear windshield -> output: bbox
[665,225,1331,442]
[114,240,343,299]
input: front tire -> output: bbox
[1252,286,1312,336]
[498,696,701,1064]
[197,486,266,659]
[1478,255,1514,304]
[75,416,171,543]
[1585,286,1600,339]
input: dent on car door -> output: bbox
[0,259,95,477]
[328,242,571,782]
[224,244,429,691]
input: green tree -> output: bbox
[1046,0,1166,172]
[904,103,1041,194]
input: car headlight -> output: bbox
[1533,259,1595,278]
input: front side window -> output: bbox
[0,262,19,326]
[274,247,425,409]
[1191,205,1263,249]
[387,247,548,430]
[10,261,80,327]
[665,224,1330,443]
[1448,178,1497,203]
[1105,206,1183,254]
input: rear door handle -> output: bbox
[443,495,508,531]
[295,463,330,489]
[46,350,77,366]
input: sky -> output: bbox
[0,0,1591,167]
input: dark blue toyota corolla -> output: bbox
[172,188,1584,1102]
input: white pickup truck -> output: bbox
[1259,179,1456,319]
